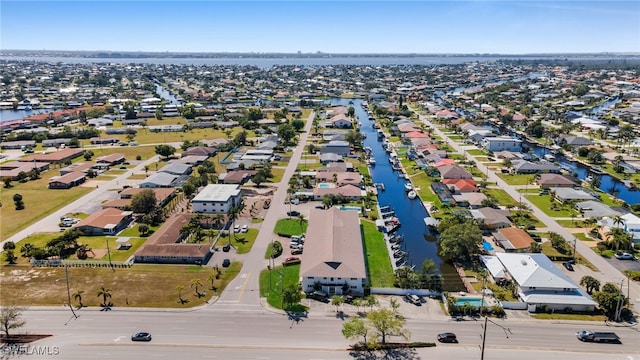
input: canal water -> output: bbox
[330,98,465,291]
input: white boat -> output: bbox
[407,190,417,199]
[404,183,413,192]
[368,158,376,166]
[544,154,555,162]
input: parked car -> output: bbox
[289,243,303,249]
[307,290,330,303]
[233,225,240,233]
[287,210,300,217]
[615,252,635,260]
[291,248,303,255]
[131,332,152,342]
[437,332,458,343]
[241,225,249,233]
[285,257,300,263]
[222,259,231,268]
[563,262,574,271]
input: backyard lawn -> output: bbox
[482,188,518,207]
[497,173,537,186]
[525,194,575,217]
[362,220,394,287]
[411,173,438,203]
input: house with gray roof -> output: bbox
[551,187,596,204]
[438,165,473,179]
[575,200,621,219]
[140,172,180,188]
[512,160,561,174]
[320,140,350,156]
[160,162,192,176]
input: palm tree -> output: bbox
[191,278,203,297]
[72,290,84,308]
[176,285,186,304]
[207,273,217,291]
[96,286,112,307]
[611,215,625,230]
[214,213,225,230]
[227,205,240,245]
[297,213,306,233]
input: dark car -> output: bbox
[287,210,300,217]
[222,259,231,268]
[437,332,458,343]
[291,248,303,255]
[563,262,574,271]
[131,332,152,342]
[307,290,330,303]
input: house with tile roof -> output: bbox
[494,227,535,252]
[72,208,132,235]
[536,173,575,189]
[300,208,367,296]
[438,165,473,179]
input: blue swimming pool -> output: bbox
[340,205,362,211]
[454,298,488,307]
[318,183,332,189]
[482,241,494,251]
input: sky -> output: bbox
[1,1,639,54]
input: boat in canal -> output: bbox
[590,166,606,175]
[407,190,417,199]
[404,182,413,192]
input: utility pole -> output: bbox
[65,265,78,319]
[106,239,114,271]
[572,237,577,264]
[480,315,512,360]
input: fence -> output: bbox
[370,287,442,299]
[30,259,133,268]
[500,301,528,310]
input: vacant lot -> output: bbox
[259,264,301,309]
[362,220,394,287]
[0,263,241,307]
[1,177,92,241]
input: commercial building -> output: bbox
[191,184,242,214]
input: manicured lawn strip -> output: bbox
[482,188,518,207]
[525,194,574,217]
[400,158,422,176]
[0,263,241,307]
[447,135,463,140]
[231,228,258,254]
[555,220,589,228]
[532,313,606,321]
[1,177,92,241]
[269,168,285,183]
[465,149,485,156]
[361,220,394,288]
[574,232,595,242]
[259,264,300,309]
[509,211,546,228]
[274,218,307,236]
[496,173,537,186]
[83,145,157,161]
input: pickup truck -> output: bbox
[576,330,620,343]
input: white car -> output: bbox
[241,225,249,233]
[615,252,635,260]
[289,243,303,249]
[233,225,240,233]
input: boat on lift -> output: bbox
[404,183,413,192]
[407,190,417,199]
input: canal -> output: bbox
[330,98,465,291]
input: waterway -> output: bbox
[0,108,54,122]
[330,98,465,291]
[154,83,182,105]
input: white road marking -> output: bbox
[113,336,125,342]
[240,273,247,278]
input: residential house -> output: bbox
[72,208,132,235]
[438,165,473,179]
[300,208,367,296]
[316,172,362,187]
[442,178,478,193]
[181,146,217,157]
[320,141,350,156]
[599,213,640,243]
[312,184,364,201]
[471,207,512,229]
[481,136,523,152]
[0,161,50,180]
[551,187,596,204]
[537,174,575,189]
[22,148,84,164]
[328,114,353,128]
[575,200,621,219]
[134,214,212,265]
[96,153,125,167]
[512,160,561,174]
[452,192,488,208]
[191,184,242,214]
[218,170,257,184]
[48,172,86,189]
[139,172,180,188]
[494,227,535,253]
[319,153,344,164]
[494,253,596,312]
[160,162,193,176]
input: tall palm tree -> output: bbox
[72,290,84,308]
[297,213,306,233]
[611,215,625,230]
[214,213,225,230]
[96,286,112,307]
[191,278,203,297]
[227,205,240,245]
[207,273,217,291]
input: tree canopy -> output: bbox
[155,144,176,159]
[438,220,483,261]
[131,189,157,214]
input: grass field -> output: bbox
[83,145,158,161]
[259,264,301,309]
[1,177,92,241]
[0,263,241,307]
[525,195,575,217]
[465,149,485,156]
[226,228,258,255]
[482,188,518,207]
[361,220,394,287]
[274,218,307,236]
[410,173,438,203]
[496,173,536,186]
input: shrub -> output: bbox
[136,155,142,160]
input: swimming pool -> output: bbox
[454,298,488,307]
[340,205,362,211]
[318,183,332,189]
[482,241,494,251]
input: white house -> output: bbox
[599,213,640,243]
[495,253,596,312]
[191,184,242,214]
[481,136,523,152]
[299,208,367,296]
[320,141,351,156]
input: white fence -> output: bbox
[500,301,528,310]
[30,259,133,268]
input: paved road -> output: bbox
[413,110,640,311]
[212,111,315,310]
[1,154,163,246]
[10,308,639,359]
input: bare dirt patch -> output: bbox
[82,180,107,188]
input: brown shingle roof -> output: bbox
[497,227,534,250]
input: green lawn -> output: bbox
[465,149,485,156]
[259,264,301,309]
[229,228,258,254]
[525,195,574,217]
[362,220,394,287]
[496,173,536,186]
[555,219,590,228]
[1,176,92,241]
[411,173,438,203]
[482,188,518,207]
[274,218,308,236]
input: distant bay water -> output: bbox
[0,54,628,69]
